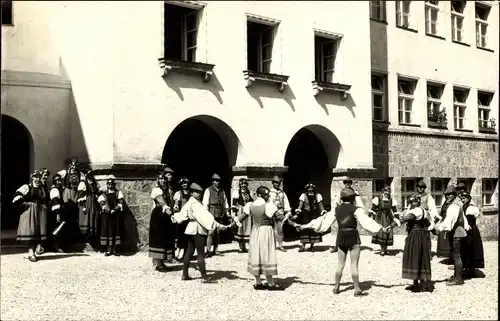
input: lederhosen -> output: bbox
[299,193,323,244]
[371,196,395,246]
[334,203,361,250]
[462,203,485,270]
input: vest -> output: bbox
[449,198,466,238]
[236,188,252,206]
[406,207,427,233]
[375,196,393,214]
[164,185,174,207]
[208,185,225,217]
[335,203,358,230]
[303,193,319,212]
[250,203,271,227]
[419,192,430,210]
[23,184,46,204]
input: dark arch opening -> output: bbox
[283,125,340,241]
[1,115,34,230]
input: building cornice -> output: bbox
[1,70,71,90]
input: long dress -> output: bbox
[15,184,48,246]
[371,196,396,247]
[149,186,176,261]
[232,188,253,245]
[436,200,456,258]
[78,181,101,242]
[462,203,485,270]
[298,193,324,244]
[173,189,191,251]
[62,185,82,244]
[402,207,432,280]
[238,198,283,276]
[98,190,124,249]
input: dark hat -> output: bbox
[416,180,427,188]
[212,173,221,180]
[340,187,355,199]
[31,170,41,178]
[456,182,467,190]
[343,177,353,184]
[444,185,457,195]
[239,177,248,182]
[461,191,471,198]
[164,167,174,173]
[272,175,282,183]
[190,183,203,192]
[382,184,391,192]
[179,176,189,183]
[156,171,164,178]
[305,182,315,189]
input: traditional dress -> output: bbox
[232,187,253,246]
[77,179,100,241]
[330,185,363,252]
[269,186,291,250]
[371,195,397,249]
[297,192,325,246]
[173,188,191,252]
[98,188,125,254]
[14,184,48,246]
[436,200,455,258]
[238,198,282,276]
[462,201,485,271]
[149,184,176,263]
[48,183,64,250]
[61,177,83,244]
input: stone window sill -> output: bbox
[159,58,215,82]
[426,33,445,41]
[312,81,351,99]
[428,121,448,129]
[479,127,497,134]
[482,206,498,215]
[453,40,470,47]
[477,46,494,53]
[243,70,289,92]
[396,25,418,33]
[454,128,473,133]
[398,123,421,128]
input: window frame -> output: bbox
[451,1,465,42]
[247,20,276,74]
[482,178,497,206]
[398,79,416,125]
[427,83,444,122]
[396,1,412,28]
[182,10,199,62]
[1,0,13,25]
[370,0,386,22]
[478,91,493,128]
[431,178,449,207]
[425,1,440,36]
[475,4,490,48]
[372,74,387,122]
[453,88,468,130]
[314,35,338,83]
[401,177,421,209]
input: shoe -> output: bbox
[446,279,464,286]
[332,288,340,294]
[35,245,44,255]
[202,276,215,283]
[354,290,368,296]
[298,247,306,253]
[105,252,112,257]
[405,284,419,291]
[28,255,38,262]
[205,252,213,258]
[181,276,192,281]
[277,247,287,252]
[410,286,422,293]
[113,252,120,256]
[253,284,268,290]
[330,246,338,253]
[267,284,284,291]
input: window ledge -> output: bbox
[428,121,448,129]
[396,25,418,33]
[454,128,473,133]
[243,70,289,92]
[1,23,15,27]
[159,58,215,82]
[482,206,498,215]
[452,40,470,47]
[398,123,421,128]
[479,127,497,134]
[477,46,494,53]
[370,18,388,25]
[312,81,351,99]
[373,120,390,125]
[426,33,445,41]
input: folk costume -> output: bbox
[202,173,229,256]
[435,186,470,286]
[269,175,291,252]
[98,177,124,256]
[436,190,463,259]
[173,176,191,260]
[149,172,176,271]
[460,192,485,277]
[231,178,254,252]
[48,174,65,252]
[173,183,228,283]
[296,183,326,252]
[370,186,398,255]
[60,167,85,245]
[57,159,85,188]
[77,173,101,243]
[13,170,49,262]
[297,188,383,296]
[236,186,285,291]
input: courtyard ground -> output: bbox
[1,234,497,320]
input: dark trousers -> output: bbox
[183,234,207,278]
[451,237,464,281]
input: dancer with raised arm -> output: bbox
[294,188,385,296]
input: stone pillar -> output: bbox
[90,162,164,252]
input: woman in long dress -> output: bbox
[295,188,385,296]
[295,183,326,252]
[12,170,48,262]
[235,186,285,291]
[459,191,485,278]
[98,176,125,256]
[231,177,253,253]
[370,185,398,256]
[78,172,101,246]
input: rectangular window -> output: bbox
[478,91,494,128]
[475,3,490,48]
[451,1,465,42]
[425,1,440,36]
[427,83,445,123]
[398,78,416,124]
[314,35,337,83]
[431,178,449,207]
[482,179,497,206]
[396,1,412,28]
[401,178,421,209]
[453,88,468,129]
[370,1,386,22]
[372,74,387,121]
[247,21,275,74]
[164,3,200,62]
[1,1,12,25]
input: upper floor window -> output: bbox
[398,78,417,125]
[247,21,275,74]
[453,88,469,130]
[482,178,497,206]
[431,178,449,207]
[164,3,200,62]
[475,3,490,49]
[478,91,494,129]
[427,83,445,124]
[396,1,412,29]
[370,1,386,22]
[451,1,465,42]
[425,1,440,36]
[314,35,339,83]
[402,178,421,209]
[372,74,387,122]
[1,1,12,25]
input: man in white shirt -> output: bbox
[269,175,291,252]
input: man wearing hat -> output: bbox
[202,173,230,257]
[435,185,470,286]
[330,178,364,253]
[269,175,291,252]
[173,182,231,282]
[415,180,440,231]
[456,182,467,198]
[459,191,485,279]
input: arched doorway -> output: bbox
[283,125,341,240]
[1,115,34,230]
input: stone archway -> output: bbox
[1,114,34,230]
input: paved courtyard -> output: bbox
[1,234,497,320]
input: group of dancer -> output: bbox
[12,160,486,294]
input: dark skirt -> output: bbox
[462,226,485,269]
[436,231,451,257]
[176,220,189,250]
[79,195,101,240]
[402,228,432,280]
[299,210,322,244]
[336,228,360,251]
[371,212,393,246]
[17,202,48,246]
[100,212,121,246]
[148,207,175,260]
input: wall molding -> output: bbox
[1,70,71,90]
[374,124,498,142]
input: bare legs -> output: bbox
[333,245,365,295]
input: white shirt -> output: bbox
[243,197,279,218]
[202,187,229,210]
[173,196,222,235]
[435,202,470,233]
[269,188,291,213]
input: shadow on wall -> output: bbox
[315,91,356,117]
[246,82,296,111]
[161,71,224,104]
